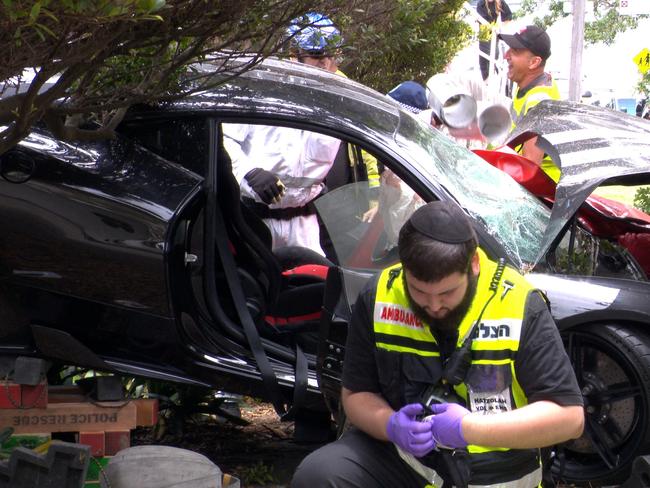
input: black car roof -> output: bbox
[128,57,403,144]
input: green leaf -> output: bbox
[29,1,42,22]
[34,22,56,39]
[136,0,165,13]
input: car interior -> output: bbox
[214,134,332,345]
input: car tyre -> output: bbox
[549,324,650,486]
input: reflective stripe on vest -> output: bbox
[375,265,439,357]
[396,447,445,488]
[468,466,542,488]
[510,81,560,126]
[399,450,542,488]
[510,79,562,183]
[374,249,541,486]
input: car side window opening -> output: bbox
[212,122,346,354]
[215,121,429,346]
[118,118,209,177]
[548,214,647,280]
[220,121,427,272]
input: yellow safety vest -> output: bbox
[510,78,561,183]
[335,69,380,190]
[374,249,542,487]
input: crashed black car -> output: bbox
[2,58,650,486]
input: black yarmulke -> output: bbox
[409,201,474,243]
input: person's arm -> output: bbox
[461,401,583,448]
[341,281,387,439]
[464,290,584,447]
[466,290,584,447]
[223,124,286,204]
[222,123,253,183]
[521,136,545,166]
[362,150,381,190]
[342,387,394,440]
[341,280,396,440]
[430,291,584,450]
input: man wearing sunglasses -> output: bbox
[287,12,343,74]
[223,13,344,256]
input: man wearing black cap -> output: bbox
[292,201,584,488]
[498,25,562,183]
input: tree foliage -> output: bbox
[339,0,472,92]
[0,0,471,155]
[516,0,644,45]
[0,0,352,154]
[638,71,650,98]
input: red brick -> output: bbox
[134,399,159,427]
[105,430,130,456]
[21,381,48,409]
[0,382,22,409]
[78,431,105,457]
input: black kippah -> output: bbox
[409,201,474,243]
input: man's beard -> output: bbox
[404,271,478,332]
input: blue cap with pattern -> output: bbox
[387,81,429,114]
[287,12,342,55]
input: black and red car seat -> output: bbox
[216,139,332,342]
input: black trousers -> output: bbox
[291,427,429,488]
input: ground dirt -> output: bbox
[131,397,328,488]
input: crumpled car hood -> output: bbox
[507,99,650,261]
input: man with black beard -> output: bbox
[292,201,583,488]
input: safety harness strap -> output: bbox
[209,123,307,420]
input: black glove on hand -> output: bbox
[244,168,284,205]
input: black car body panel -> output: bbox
[527,273,650,328]
[0,131,201,372]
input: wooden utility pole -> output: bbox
[568,0,586,101]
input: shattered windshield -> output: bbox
[393,119,551,269]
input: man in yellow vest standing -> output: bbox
[498,26,562,182]
[292,201,584,488]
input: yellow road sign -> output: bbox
[634,48,650,74]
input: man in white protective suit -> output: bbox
[223,13,343,256]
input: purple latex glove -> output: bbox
[386,403,436,458]
[428,403,471,449]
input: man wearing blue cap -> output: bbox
[387,81,430,114]
[292,200,583,487]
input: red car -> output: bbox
[475,148,650,276]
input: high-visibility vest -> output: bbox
[336,69,380,190]
[510,78,561,183]
[373,249,542,487]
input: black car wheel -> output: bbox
[549,324,650,486]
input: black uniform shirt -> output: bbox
[342,276,584,407]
